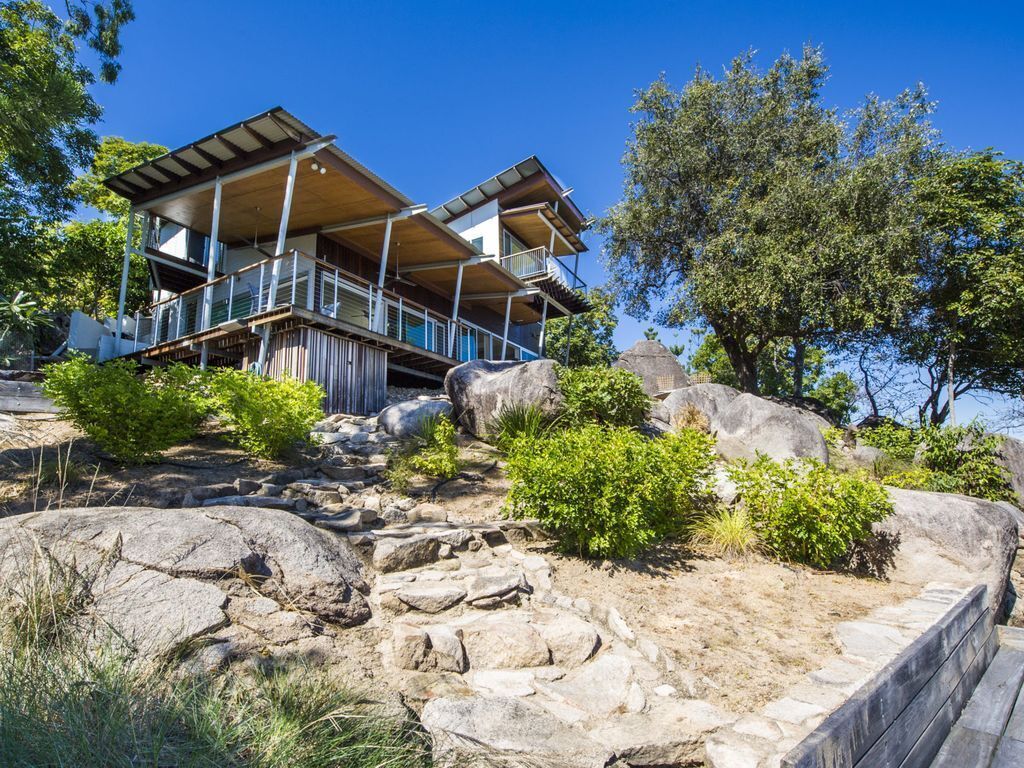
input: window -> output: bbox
[502,229,528,256]
[469,236,484,251]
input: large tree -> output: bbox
[0,0,134,295]
[900,150,1024,425]
[601,46,932,394]
[543,287,619,367]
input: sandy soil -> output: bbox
[543,542,920,713]
[0,414,299,516]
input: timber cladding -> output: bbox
[247,327,387,415]
[782,584,993,768]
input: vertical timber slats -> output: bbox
[252,327,387,415]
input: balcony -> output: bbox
[500,246,585,293]
[109,250,539,366]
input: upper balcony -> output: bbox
[500,246,590,314]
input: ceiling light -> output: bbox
[311,161,320,172]
[319,166,326,174]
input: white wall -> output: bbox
[447,200,500,255]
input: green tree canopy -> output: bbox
[543,287,619,367]
[689,333,858,424]
[71,135,166,217]
[601,46,932,395]
[901,150,1024,424]
[0,0,134,295]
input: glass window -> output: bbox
[502,229,528,256]
[469,236,484,251]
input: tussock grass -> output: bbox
[489,404,553,452]
[690,507,761,559]
[0,544,431,768]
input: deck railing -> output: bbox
[123,250,538,364]
[500,246,585,292]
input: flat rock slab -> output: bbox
[395,584,466,613]
[372,536,440,572]
[421,696,614,768]
[462,619,551,669]
[534,652,637,718]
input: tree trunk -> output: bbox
[792,338,805,398]
[715,329,759,393]
[858,349,880,419]
[947,339,957,427]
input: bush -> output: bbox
[919,423,1017,503]
[505,425,716,558]
[43,357,207,463]
[857,422,919,462]
[557,365,650,427]
[210,370,324,459]
[408,413,459,479]
[690,507,760,559]
[729,456,893,568]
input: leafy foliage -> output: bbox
[542,286,620,367]
[729,456,893,568]
[857,422,920,462]
[505,425,716,558]
[70,135,167,218]
[43,357,207,463]
[558,365,650,427]
[408,413,459,479]
[602,46,931,393]
[209,370,324,459]
[918,423,1016,502]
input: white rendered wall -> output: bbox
[447,200,500,255]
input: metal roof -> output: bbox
[430,156,586,227]
[102,107,414,209]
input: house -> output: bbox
[95,108,591,414]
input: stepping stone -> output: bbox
[462,619,551,669]
[373,535,440,572]
[534,652,636,717]
[394,584,466,613]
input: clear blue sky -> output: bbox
[89,0,1024,423]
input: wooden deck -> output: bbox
[931,626,1024,767]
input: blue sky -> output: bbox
[88,0,1024,424]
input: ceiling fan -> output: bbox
[382,241,416,288]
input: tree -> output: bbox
[643,327,659,340]
[0,0,134,295]
[39,137,165,318]
[689,333,859,423]
[601,46,931,394]
[543,287,619,367]
[900,150,1024,425]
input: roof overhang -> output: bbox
[500,203,586,254]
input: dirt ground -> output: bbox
[0,414,298,516]
[543,543,920,713]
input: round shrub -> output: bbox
[728,456,893,568]
[557,365,651,427]
[43,357,208,463]
[209,370,325,459]
[504,425,716,558]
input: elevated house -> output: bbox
[95,108,591,413]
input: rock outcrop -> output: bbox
[378,398,453,438]
[996,433,1024,504]
[612,340,690,396]
[878,488,1019,613]
[445,359,564,439]
[0,506,372,655]
[662,383,830,463]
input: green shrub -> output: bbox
[408,413,459,479]
[489,403,553,451]
[690,507,760,559]
[728,456,893,568]
[919,423,1017,503]
[43,357,207,463]
[881,466,958,493]
[558,365,650,427]
[210,370,324,459]
[857,422,920,462]
[505,425,716,558]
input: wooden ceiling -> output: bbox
[501,205,580,256]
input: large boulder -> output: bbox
[0,506,372,655]
[662,383,830,463]
[378,398,453,439]
[878,488,1019,613]
[444,359,563,439]
[612,340,690,396]
[995,434,1024,505]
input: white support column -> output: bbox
[267,151,299,308]
[114,208,137,343]
[447,260,464,357]
[373,214,393,331]
[258,152,298,372]
[200,177,223,369]
[500,293,512,360]
[539,297,549,358]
